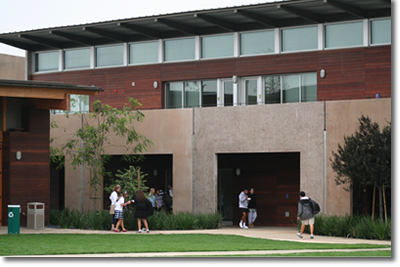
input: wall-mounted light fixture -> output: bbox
[153,169,158,176]
[16,151,22,160]
[153,81,158,89]
[320,69,326,78]
[232,75,238,84]
[236,168,241,176]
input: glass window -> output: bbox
[264,76,281,104]
[70,95,89,113]
[223,81,234,106]
[166,82,182,109]
[96,45,123,67]
[325,21,363,48]
[282,75,299,103]
[371,19,391,45]
[35,51,59,72]
[64,48,90,70]
[129,41,158,64]
[184,81,200,108]
[202,34,234,59]
[164,38,195,62]
[245,80,258,105]
[201,80,217,107]
[301,73,317,102]
[282,26,318,52]
[240,31,275,55]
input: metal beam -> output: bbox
[234,9,278,28]
[195,14,236,32]
[277,4,321,23]
[19,34,63,49]
[0,37,33,51]
[155,18,198,35]
[118,23,160,39]
[83,27,126,42]
[50,31,93,46]
[323,0,367,18]
[378,0,391,5]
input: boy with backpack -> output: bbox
[297,191,318,239]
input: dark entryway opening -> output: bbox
[103,154,172,209]
[50,159,65,210]
[218,152,300,227]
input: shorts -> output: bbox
[239,208,248,214]
[114,210,123,220]
[301,217,314,225]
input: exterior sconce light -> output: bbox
[232,75,238,84]
[16,151,22,160]
[153,81,158,89]
[236,168,241,176]
[320,69,326,78]
[153,169,158,176]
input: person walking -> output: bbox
[109,184,121,231]
[297,191,315,239]
[238,188,249,229]
[247,187,257,228]
[114,191,132,232]
[133,189,152,233]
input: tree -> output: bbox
[330,114,391,221]
[51,97,152,210]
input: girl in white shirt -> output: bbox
[114,191,132,232]
[109,185,121,231]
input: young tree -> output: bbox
[51,97,152,210]
[330,114,391,220]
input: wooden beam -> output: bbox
[2,97,6,132]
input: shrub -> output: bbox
[58,208,73,229]
[70,210,87,229]
[175,212,196,230]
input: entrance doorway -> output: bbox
[218,152,300,226]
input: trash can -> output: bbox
[8,205,20,234]
[27,202,45,229]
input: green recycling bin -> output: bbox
[8,205,20,234]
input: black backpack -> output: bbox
[310,199,320,215]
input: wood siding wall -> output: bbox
[2,109,50,226]
[31,46,391,109]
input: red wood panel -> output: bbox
[31,46,391,109]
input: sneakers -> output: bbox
[137,229,142,233]
[242,223,249,229]
[146,229,150,233]
[239,221,243,228]
[297,232,303,238]
[310,235,314,239]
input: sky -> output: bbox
[0,0,279,57]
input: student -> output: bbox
[238,188,249,229]
[155,189,164,212]
[134,189,152,233]
[114,191,132,232]
[297,191,315,239]
[148,188,157,212]
[109,184,121,231]
[247,187,257,228]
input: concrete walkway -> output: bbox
[1,226,391,257]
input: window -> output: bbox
[202,80,218,107]
[52,94,89,114]
[96,45,123,67]
[325,21,363,49]
[64,48,90,70]
[164,38,195,62]
[301,73,317,102]
[35,51,58,72]
[166,82,183,109]
[184,81,200,108]
[245,79,258,105]
[282,75,299,103]
[371,19,391,45]
[223,81,234,106]
[264,75,281,104]
[281,26,318,52]
[202,34,234,59]
[129,41,158,64]
[240,30,274,55]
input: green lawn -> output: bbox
[0,234,390,256]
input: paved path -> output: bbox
[1,226,391,257]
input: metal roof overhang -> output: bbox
[0,0,391,52]
[0,79,103,110]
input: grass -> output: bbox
[0,234,390,256]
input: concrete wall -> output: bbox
[193,103,325,214]
[0,54,25,80]
[325,98,391,216]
